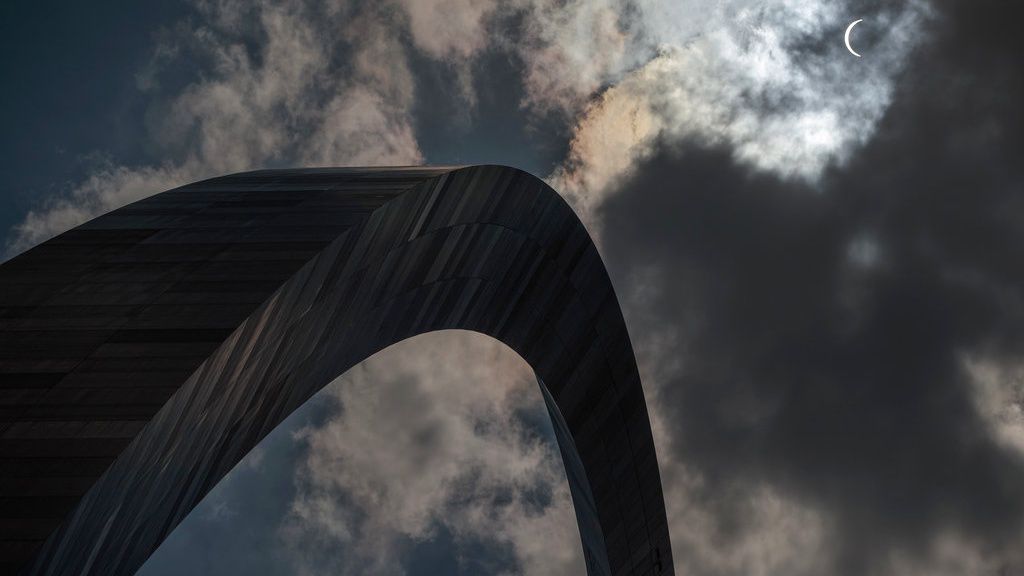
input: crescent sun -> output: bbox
[845,19,863,57]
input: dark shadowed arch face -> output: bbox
[0,166,672,576]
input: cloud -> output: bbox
[548,0,931,229]
[12,0,1024,574]
[397,0,499,61]
[7,161,197,256]
[282,331,584,576]
[596,1,1024,572]
[6,0,929,254]
[964,355,1024,456]
[602,140,1024,575]
[515,0,637,115]
[5,0,422,258]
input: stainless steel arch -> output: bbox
[0,166,673,576]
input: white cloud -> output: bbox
[282,330,584,576]
[7,0,930,255]
[963,353,1024,457]
[5,0,422,258]
[515,0,637,115]
[398,0,499,61]
[7,161,199,255]
[548,0,933,227]
[9,1,983,574]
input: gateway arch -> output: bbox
[0,166,673,576]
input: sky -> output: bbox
[2,0,1023,574]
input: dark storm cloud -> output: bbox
[599,1,1024,573]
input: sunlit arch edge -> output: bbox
[1,165,673,576]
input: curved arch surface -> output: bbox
[0,166,673,576]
